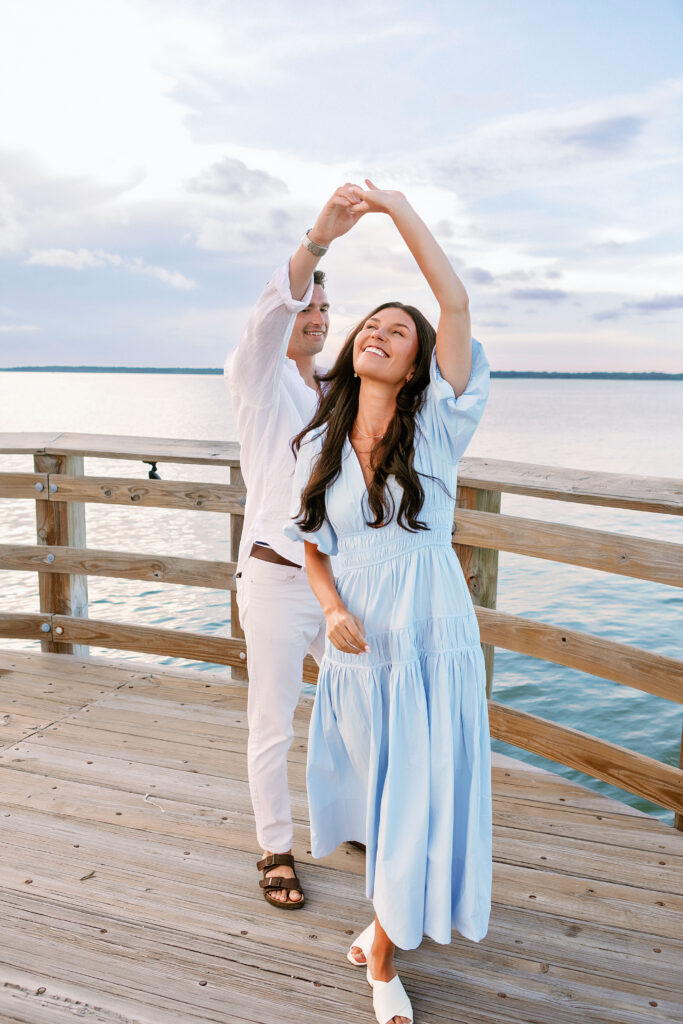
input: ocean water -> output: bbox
[1,369,682,823]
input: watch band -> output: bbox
[300,229,329,258]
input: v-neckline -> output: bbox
[345,435,373,498]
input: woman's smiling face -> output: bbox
[353,306,419,386]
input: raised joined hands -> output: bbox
[309,179,407,247]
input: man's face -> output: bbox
[288,284,329,358]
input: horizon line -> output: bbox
[1,366,682,379]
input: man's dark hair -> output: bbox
[313,269,326,288]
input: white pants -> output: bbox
[235,555,326,852]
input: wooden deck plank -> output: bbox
[0,648,236,689]
[0,651,680,1023]
[4,740,682,897]
[5,806,682,984]
[1,872,678,1024]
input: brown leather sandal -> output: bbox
[256,853,305,910]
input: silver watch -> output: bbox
[300,229,329,258]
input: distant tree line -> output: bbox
[3,366,682,380]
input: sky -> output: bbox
[1,0,682,371]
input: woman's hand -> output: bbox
[309,182,369,247]
[325,604,370,655]
[346,178,409,217]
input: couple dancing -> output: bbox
[225,181,492,1024]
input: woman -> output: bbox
[284,181,492,1024]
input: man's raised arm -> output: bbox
[224,259,315,408]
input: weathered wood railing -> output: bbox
[1,431,682,827]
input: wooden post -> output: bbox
[230,465,247,681]
[454,485,501,698]
[675,724,683,831]
[33,453,88,656]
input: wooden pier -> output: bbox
[1,647,681,1023]
[1,431,682,1022]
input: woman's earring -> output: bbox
[353,371,359,378]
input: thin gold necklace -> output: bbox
[352,424,385,439]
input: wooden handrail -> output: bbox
[1,473,677,585]
[489,702,683,816]
[1,545,680,702]
[477,607,683,704]
[0,544,237,591]
[453,508,683,587]
[1,431,681,513]
[1,431,682,825]
[0,610,681,815]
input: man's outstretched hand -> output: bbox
[308,182,369,247]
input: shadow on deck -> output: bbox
[0,648,680,1024]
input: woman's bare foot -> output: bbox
[262,849,302,904]
[348,919,411,1022]
[366,921,411,1024]
[349,942,366,964]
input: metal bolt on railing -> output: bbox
[40,623,51,633]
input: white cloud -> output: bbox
[27,247,106,269]
[26,247,196,289]
[429,77,683,192]
[0,323,40,333]
[586,227,644,248]
[141,264,196,290]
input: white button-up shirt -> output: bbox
[224,259,327,577]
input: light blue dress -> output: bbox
[284,339,492,950]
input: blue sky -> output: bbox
[1,0,682,370]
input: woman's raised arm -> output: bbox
[349,180,473,396]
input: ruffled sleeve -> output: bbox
[283,430,338,556]
[418,336,490,464]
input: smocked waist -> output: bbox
[336,524,453,571]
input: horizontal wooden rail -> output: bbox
[47,475,246,513]
[0,612,247,669]
[0,472,50,500]
[2,546,680,700]
[0,432,242,467]
[51,614,248,668]
[0,612,52,640]
[1,432,681,513]
[489,701,683,816]
[476,607,683,704]
[458,457,683,515]
[454,508,683,587]
[4,483,681,585]
[0,544,236,591]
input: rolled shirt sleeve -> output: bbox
[224,259,315,408]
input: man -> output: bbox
[224,244,331,908]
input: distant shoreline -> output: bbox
[2,366,682,380]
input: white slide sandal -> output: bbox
[367,970,414,1024]
[346,920,375,971]
[347,920,414,1023]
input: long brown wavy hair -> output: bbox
[290,301,452,536]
